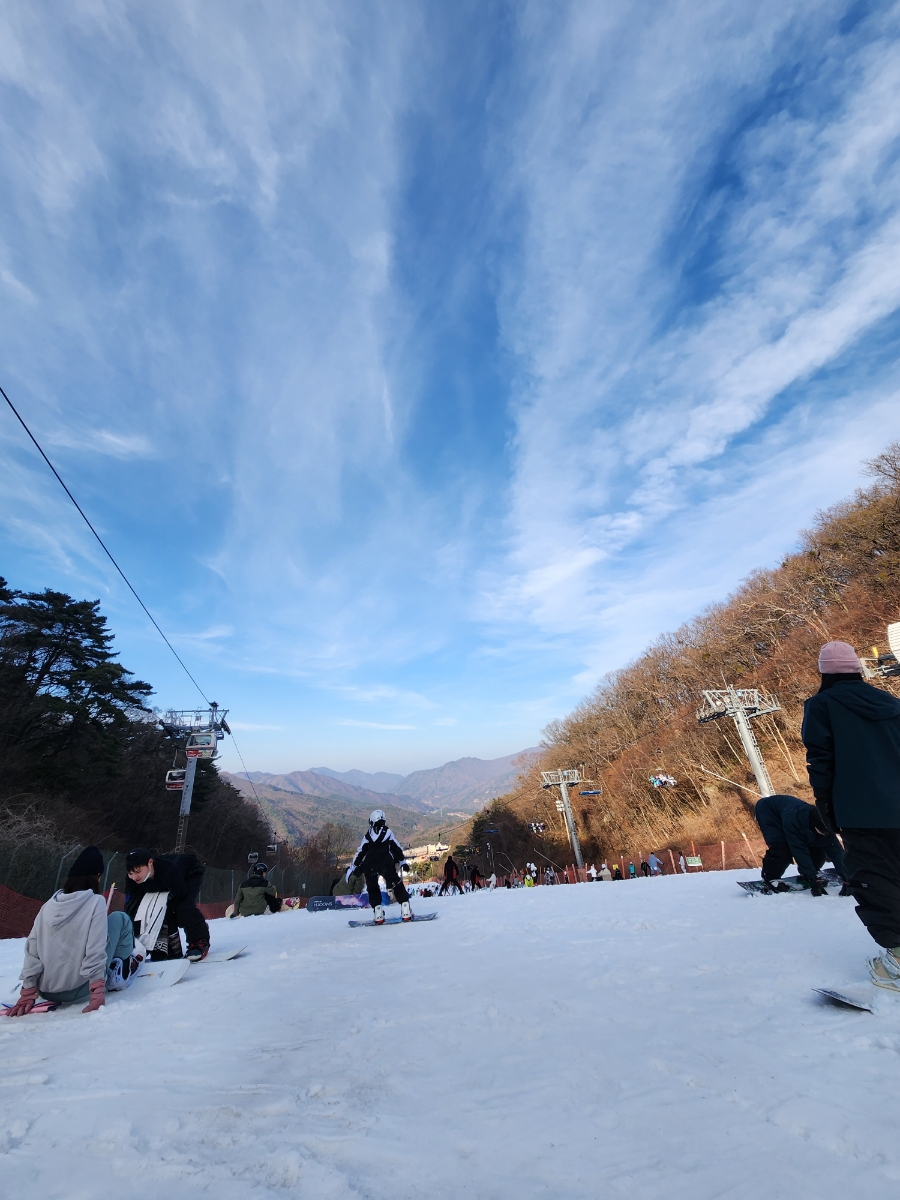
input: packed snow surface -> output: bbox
[2,870,899,1198]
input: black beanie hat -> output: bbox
[126,847,152,870]
[67,846,104,878]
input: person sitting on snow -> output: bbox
[346,810,413,924]
[754,793,845,895]
[125,847,210,961]
[232,862,282,917]
[5,846,141,1017]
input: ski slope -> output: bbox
[1,870,899,1198]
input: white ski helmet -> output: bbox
[368,809,387,833]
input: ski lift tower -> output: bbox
[695,686,779,798]
[159,704,230,852]
[540,769,585,869]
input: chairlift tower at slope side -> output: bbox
[540,768,591,869]
[159,704,230,852]
[695,687,779,798]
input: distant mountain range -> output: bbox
[221,748,538,844]
[309,767,405,793]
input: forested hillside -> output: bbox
[0,579,271,879]
[477,443,900,870]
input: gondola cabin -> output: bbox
[165,769,186,791]
[185,731,217,759]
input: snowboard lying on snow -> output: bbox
[307,895,370,912]
[814,977,900,1013]
[738,867,843,894]
[1,957,191,1012]
[349,912,437,927]
[813,984,877,1012]
[194,946,246,963]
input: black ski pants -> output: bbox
[439,879,463,895]
[364,863,409,911]
[166,881,209,948]
[841,829,900,949]
[761,842,828,883]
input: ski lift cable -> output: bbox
[227,727,261,804]
[1,381,210,705]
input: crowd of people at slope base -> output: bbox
[5,638,900,1012]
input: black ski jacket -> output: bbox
[125,853,205,919]
[349,828,406,877]
[802,677,900,829]
[754,794,844,879]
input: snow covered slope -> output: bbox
[1,871,898,1197]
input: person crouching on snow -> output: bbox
[345,810,412,924]
[754,793,845,894]
[5,846,141,1017]
[125,847,210,962]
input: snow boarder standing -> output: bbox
[754,794,844,893]
[125,848,210,961]
[5,846,140,1017]
[346,810,412,924]
[232,862,282,917]
[439,854,464,896]
[802,640,900,990]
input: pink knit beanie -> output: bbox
[817,641,863,673]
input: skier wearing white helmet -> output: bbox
[346,810,412,924]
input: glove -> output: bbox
[345,866,357,885]
[82,979,105,1013]
[813,790,838,833]
[809,879,828,897]
[5,986,38,1017]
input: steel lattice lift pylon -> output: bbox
[159,704,230,852]
[540,768,590,868]
[695,686,779,798]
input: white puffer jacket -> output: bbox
[20,889,108,993]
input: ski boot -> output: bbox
[401,900,412,922]
[186,939,210,962]
[373,905,386,925]
[869,947,900,992]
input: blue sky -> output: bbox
[2,0,900,774]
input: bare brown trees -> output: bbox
[503,443,900,862]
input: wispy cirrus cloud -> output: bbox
[2,1,900,775]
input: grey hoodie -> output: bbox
[20,889,109,993]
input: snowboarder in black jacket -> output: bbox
[754,794,844,893]
[801,640,900,990]
[125,848,210,961]
[346,811,412,924]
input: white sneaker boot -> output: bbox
[401,900,412,922]
[869,947,900,991]
[374,904,386,924]
[106,957,132,992]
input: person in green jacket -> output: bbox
[232,863,282,917]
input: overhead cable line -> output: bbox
[1,382,210,705]
[228,728,262,804]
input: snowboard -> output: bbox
[193,946,246,963]
[813,985,875,1012]
[738,868,842,894]
[1,998,60,1015]
[307,895,369,913]
[349,912,438,927]
[125,957,192,991]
